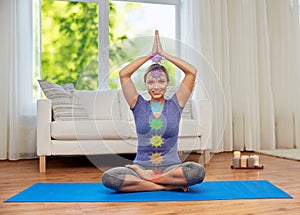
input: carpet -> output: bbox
[4,180,292,203]
[256,149,300,161]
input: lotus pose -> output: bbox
[102,30,206,192]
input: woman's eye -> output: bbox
[147,81,154,85]
[159,80,165,84]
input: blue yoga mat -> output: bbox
[4,180,292,202]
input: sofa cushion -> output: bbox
[118,90,134,121]
[51,120,133,140]
[38,80,88,120]
[74,89,120,120]
[179,119,202,137]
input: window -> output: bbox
[35,0,180,94]
[110,0,180,90]
[38,0,104,91]
[299,0,300,24]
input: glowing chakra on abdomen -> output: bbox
[150,153,163,165]
[150,135,164,148]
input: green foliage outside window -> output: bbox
[41,0,129,90]
[41,0,176,90]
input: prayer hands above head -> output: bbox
[151,30,164,62]
[154,30,164,54]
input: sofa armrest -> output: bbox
[37,99,52,156]
[192,99,212,150]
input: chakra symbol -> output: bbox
[151,53,163,63]
[151,102,163,112]
[150,118,163,131]
[150,135,164,148]
[150,153,163,165]
[151,69,163,79]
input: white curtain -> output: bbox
[0,0,37,160]
[181,0,300,152]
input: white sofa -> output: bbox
[37,88,212,172]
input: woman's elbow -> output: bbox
[119,69,127,80]
[191,67,197,76]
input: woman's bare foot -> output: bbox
[125,165,189,192]
[164,185,189,192]
[125,164,161,182]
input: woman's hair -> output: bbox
[144,63,169,83]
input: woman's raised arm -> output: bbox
[155,31,197,107]
[119,55,152,108]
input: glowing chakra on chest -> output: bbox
[150,153,163,165]
[149,118,163,131]
[150,135,164,147]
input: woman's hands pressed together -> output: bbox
[150,30,164,62]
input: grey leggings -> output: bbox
[102,162,206,192]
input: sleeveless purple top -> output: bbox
[131,94,183,166]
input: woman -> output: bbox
[102,30,206,192]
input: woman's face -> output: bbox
[145,70,169,100]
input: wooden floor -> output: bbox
[1,152,300,215]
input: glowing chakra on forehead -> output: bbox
[151,102,163,112]
[150,135,164,148]
[150,118,163,130]
[150,69,163,79]
[149,153,163,165]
